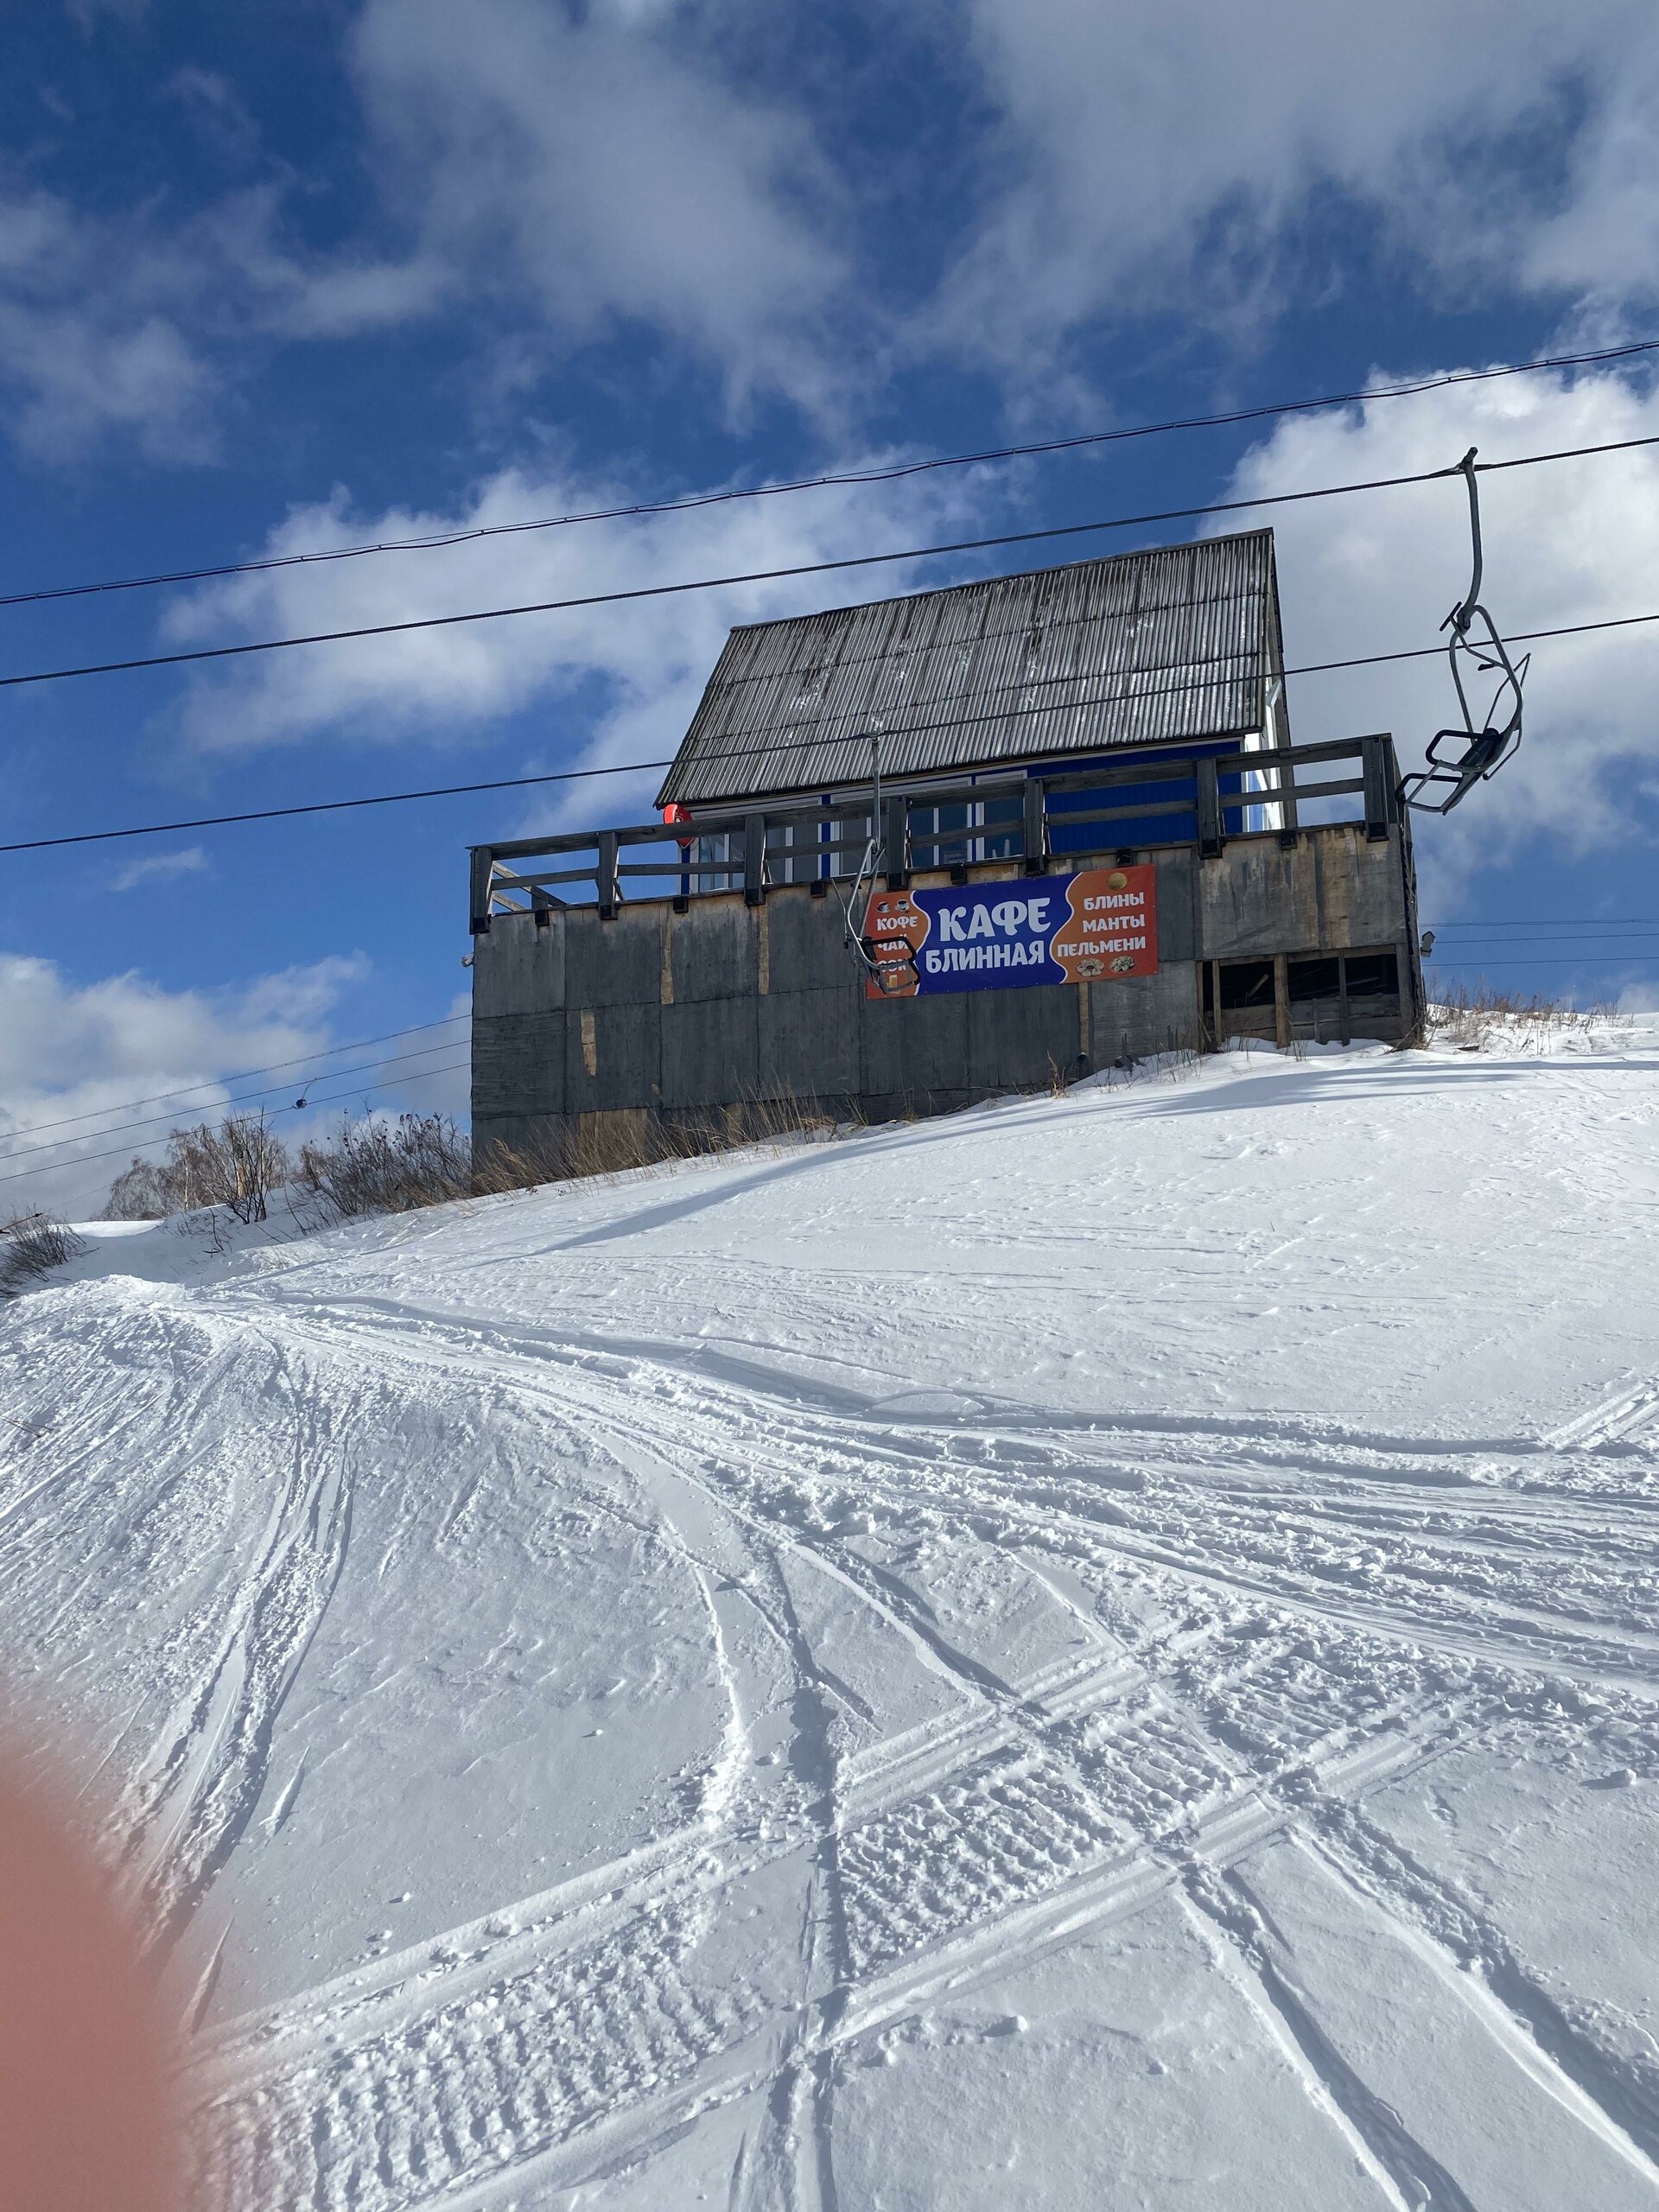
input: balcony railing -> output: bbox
[469,734,1402,931]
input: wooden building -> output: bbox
[468,532,1422,1160]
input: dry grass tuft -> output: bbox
[472,1089,848,1197]
[0,1213,88,1297]
[1425,978,1625,1053]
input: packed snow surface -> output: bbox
[6,1030,1659,2209]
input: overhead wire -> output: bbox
[6,335,1656,612]
[0,1058,473,1198]
[10,931,1658,1183]
[0,428,1650,1190]
[1427,931,1659,943]
[1424,916,1659,928]
[14,929,1659,1178]
[3,1014,469,1142]
[0,433,1656,703]
[3,604,1658,859]
[10,918,1657,1172]
[0,1036,473,1170]
[11,918,1656,1177]
[1426,956,1659,967]
[8,930,1648,1197]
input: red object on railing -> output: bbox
[664,801,693,900]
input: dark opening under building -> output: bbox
[468,529,1422,1159]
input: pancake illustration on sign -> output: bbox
[862,889,927,997]
[1051,866,1159,982]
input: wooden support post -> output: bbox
[1022,779,1046,875]
[596,830,620,919]
[1276,737,1300,846]
[468,847,494,935]
[1200,958,1223,1052]
[1362,735,1390,842]
[744,814,766,906]
[1197,758,1224,857]
[883,795,909,888]
[1273,951,1289,1050]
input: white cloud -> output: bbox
[939,0,1659,373]
[176,182,449,345]
[158,454,1007,821]
[2,0,850,463]
[108,846,209,893]
[1211,364,1659,912]
[1522,44,1659,301]
[349,0,849,413]
[22,3,1659,472]
[0,169,442,467]
[0,191,219,462]
[0,953,369,1220]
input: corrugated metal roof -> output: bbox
[658,530,1286,808]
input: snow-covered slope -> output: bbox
[5,1030,1659,2209]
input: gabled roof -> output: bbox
[657,529,1287,808]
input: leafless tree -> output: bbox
[102,1158,170,1219]
[157,1114,289,1224]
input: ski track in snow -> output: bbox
[166,1289,1659,2211]
[6,1042,1659,2207]
[130,1332,356,1938]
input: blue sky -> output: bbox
[5,0,1659,1211]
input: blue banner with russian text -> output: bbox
[862,867,1158,997]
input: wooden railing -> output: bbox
[469,734,1401,931]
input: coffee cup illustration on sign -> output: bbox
[861,891,927,999]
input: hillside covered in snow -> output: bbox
[4,1027,1659,2209]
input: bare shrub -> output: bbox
[0,1213,88,1297]
[102,1158,170,1220]
[1089,1021,1204,1091]
[159,1114,289,1223]
[1425,978,1622,1053]
[1162,1023,1205,1083]
[294,1113,472,1220]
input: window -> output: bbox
[1344,952,1400,999]
[1218,959,1275,1010]
[1287,957,1341,1001]
[979,791,1022,862]
[908,800,973,871]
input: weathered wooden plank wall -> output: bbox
[471,824,1419,1160]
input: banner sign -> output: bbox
[863,866,1158,998]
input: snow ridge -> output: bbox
[4,1035,1659,2207]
